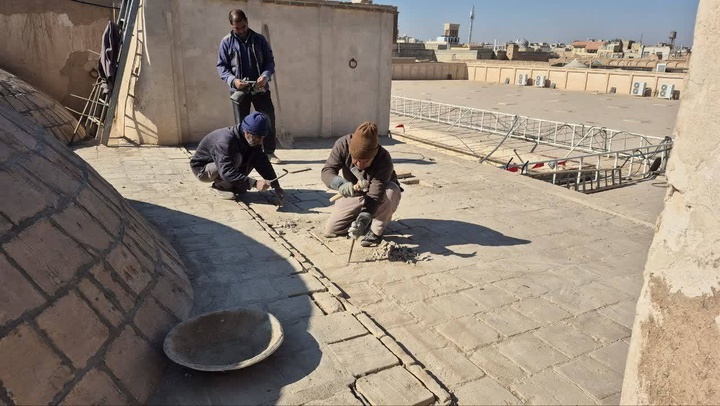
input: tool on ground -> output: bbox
[329,167,369,202]
[268,167,311,182]
[346,212,371,263]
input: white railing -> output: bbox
[390,96,670,156]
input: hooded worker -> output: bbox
[190,111,283,202]
[321,122,402,247]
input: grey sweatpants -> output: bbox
[325,182,402,236]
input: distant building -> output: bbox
[571,40,605,55]
[598,40,623,58]
[436,23,460,44]
[641,45,672,60]
[397,35,422,44]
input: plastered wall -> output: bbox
[113,0,396,145]
[621,1,720,403]
[467,62,686,97]
[0,0,112,114]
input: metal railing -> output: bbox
[390,96,669,156]
[528,167,624,193]
[517,142,672,185]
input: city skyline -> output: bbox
[376,0,699,47]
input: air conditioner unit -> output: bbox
[517,74,528,86]
[656,63,667,73]
[631,81,646,96]
[658,83,674,99]
[535,75,547,87]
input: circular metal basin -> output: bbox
[163,308,284,372]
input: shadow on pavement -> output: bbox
[387,218,531,259]
[128,201,322,405]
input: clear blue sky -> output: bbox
[374,0,699,47]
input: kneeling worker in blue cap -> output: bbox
[190,112,283,202]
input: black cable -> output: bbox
[69,0,121,9]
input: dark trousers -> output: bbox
[231,90,276,154]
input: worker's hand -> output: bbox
[348,212,372,238]
[254,179,271,191]
[357,178,369,191]
[338,182,356,198]
[274,187,284,206]
[234,79,250,90]
[256,75,268,90]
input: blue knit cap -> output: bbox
[241,112,269,137]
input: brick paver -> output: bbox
[73,129,656,404]
[356,366,435,405]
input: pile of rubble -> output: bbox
[367,241,430,264]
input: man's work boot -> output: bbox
[267,152,282,165]
[211,180,237,200]
[360,230,382,247]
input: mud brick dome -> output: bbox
[0,68,87,145]
[0,106,193,404]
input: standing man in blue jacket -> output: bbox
[217,9,281,164]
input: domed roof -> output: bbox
[0,106,192,404]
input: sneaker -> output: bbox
[323,232,345,239]
[360,230,382,247]
[211,181,237,200]
[267,152,282,164]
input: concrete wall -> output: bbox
[114,0,396,145]
[467,62,687,97]
[434,49,493,62]
[0,0,112,114]
[392,63,468,80]
[621,1,720,403]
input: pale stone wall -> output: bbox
[467,62,687,96]
[621,1,720,403]
[113,0,396,145]
[391,63,468,80]
[0,106,193,404]
[0,0,112,113]
[0,68,87,144]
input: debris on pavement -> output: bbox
[367,241,430,264]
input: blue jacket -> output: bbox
[217,29,275,94]
[190,125,280,189]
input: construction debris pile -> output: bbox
[367,241,430,264]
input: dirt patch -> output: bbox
[638,275,720,404]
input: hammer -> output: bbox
[329,167,368,202]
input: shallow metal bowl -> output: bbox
[163,308,284,372]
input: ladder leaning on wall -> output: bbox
[67,0,140,145]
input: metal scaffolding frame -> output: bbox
[390,96,669,156]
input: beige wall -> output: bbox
[467,62,687,97]
[0,0,112,113]
[114,0,396,145]
[621,1,720,403]
[391,63,468,80]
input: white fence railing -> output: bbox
[390,96,670,157]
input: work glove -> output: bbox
[348,212,372,239]
[253,178,271,191]
[338,181,356,198]
[274,187,285,207]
